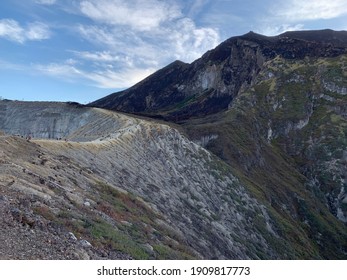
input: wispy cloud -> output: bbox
[73,51,129,63]
[35,63,83,81]
[80,0,182,31]
[84,68,155,88]
[76,24,161,66]
[256,24,305,36]
[274,0,347,21]
[74,20,219,87]
[0,59,27,71]
[78,0,220,63]
[35,61,155,88]
[0,19,51,43]
[187,0,211,18]
[70,0,220,89]
[72,50,136,69]
[35,0,57,5]
[27,22,51,40]
[0,19,25,43]
[167,18,220,61]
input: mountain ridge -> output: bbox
[89,29,347,121]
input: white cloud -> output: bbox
[76,24,162,66]
[85,68,155,88]
[72,50,129,63]
[77,19,220,64]
[0,19,25,43]
[257,24,305,36]
[72,0,221,90]
[35,0,56,4]
[77,24,119,47]
[75,22,219,88]
[35,61,155,88]
[35,63,83,80]
[255,0,347,37]
[168,18,220,62]
[75,51,117,62]
[80,0,182,31]
[0,19,50,43]
[275,0,347,21]
[77,0,220,62]
[27,22,51,40]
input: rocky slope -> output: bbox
[181,54,347,258]
[1,101,292,259]
[89,29,347,259]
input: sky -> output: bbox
[0,0,346,103]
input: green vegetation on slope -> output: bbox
[182,54,347,259]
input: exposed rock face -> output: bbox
[243,54,347,223]
[90,29,347,121]
[0,101,125,141]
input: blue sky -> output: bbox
[0,0,346,103]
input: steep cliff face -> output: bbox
[251,55,347,222]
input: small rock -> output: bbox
[143,243,154,254]
[79,239,92,247]
[84,201,91,207]
[68,232,78,241]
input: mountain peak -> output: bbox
[241,31,275,41]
